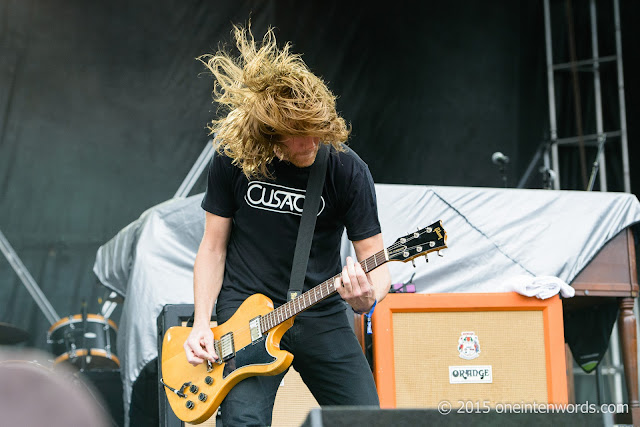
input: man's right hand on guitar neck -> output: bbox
[184,324,218,366]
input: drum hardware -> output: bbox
[98,292,124,305]
[81,300,88,372]
[69,342,77,358]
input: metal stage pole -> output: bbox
[0,229,60,325]
[174,139,215,198]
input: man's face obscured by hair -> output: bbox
[275,136,321,168]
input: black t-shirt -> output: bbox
[201,145,381,316]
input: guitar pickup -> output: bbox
[217,332,235,361]
[249,316,262,343]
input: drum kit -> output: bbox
[46,310,120,370]
[0,297,122,427]
[0,299,120,372]
[0,229,121,372]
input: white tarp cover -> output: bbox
[93,185,640,424]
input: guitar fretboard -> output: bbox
[259,250,388,332]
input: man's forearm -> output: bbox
[192,245,226,327]
[368,265,391,303]
[353,233,391,306]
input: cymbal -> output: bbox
[0,322,30,345]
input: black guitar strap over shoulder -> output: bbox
[287,144,329,302]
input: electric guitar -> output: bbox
[160,220,447,424]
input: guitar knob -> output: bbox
[186,400,195,410]
[205,376,213,385]
[198,393,208,402]
[189,384,199,394]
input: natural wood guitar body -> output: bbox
[161,294,294,424]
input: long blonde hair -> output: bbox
[199,25,349,179]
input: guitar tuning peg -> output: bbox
[437,250,444,257]
[424,254,428,263]
[411,259,416,268]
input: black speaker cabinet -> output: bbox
[301,407,607,427]
[157,304,218,427]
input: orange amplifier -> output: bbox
[370,292,568,408]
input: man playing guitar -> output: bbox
[183,25,391,426]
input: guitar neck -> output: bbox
[260,249,388,332]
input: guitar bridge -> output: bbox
[249,316,262,343]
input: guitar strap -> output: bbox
[287,144,329,302]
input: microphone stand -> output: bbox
[492,152,509,188]
[498,164,507,188]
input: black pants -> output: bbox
[216,306,379,426]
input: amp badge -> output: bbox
[458,331,480,360]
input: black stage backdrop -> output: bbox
[1,0,639,351]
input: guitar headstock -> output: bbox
[387,220,447,263]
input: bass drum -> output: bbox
[47,314,119,370]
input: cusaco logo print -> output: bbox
[245,181,325,216]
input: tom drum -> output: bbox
[47,314,119,370]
